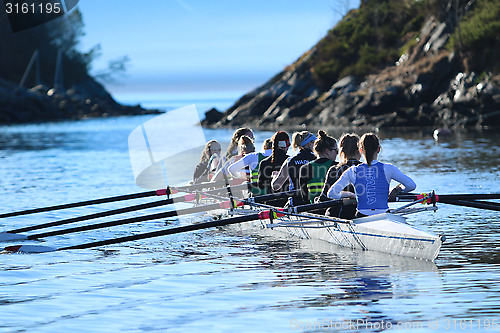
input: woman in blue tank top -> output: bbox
[327,133,416,217]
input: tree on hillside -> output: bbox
[0,7,99,89]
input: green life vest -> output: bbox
[250,153,267,196]
[306,159,335,202]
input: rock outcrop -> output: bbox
[0,76,160,124]
[203,16,500,130]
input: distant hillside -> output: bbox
[205,0,500,130]
[0,7,157,124]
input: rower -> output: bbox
[228,137,273,195]
[257,131,291,196]
[317,133,361,219]
[272,131,317,206]
[193,140,221,184]
[298,130,338,203]
[327,133,416,217]
[211,127,254,182]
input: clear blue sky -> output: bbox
[76,0,359,97]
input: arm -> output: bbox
[271,159,289,191]
[327,167,356,199]
[316,165,337,202]
[228,155,249,179]
[298,164,310,201]
[193,161,208,182]
[211,156,235,182]
[384,164,416,192]
[385,164,416,201]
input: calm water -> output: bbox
[0,104,499,332]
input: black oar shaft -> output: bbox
[398,193,500,201]
[0,180,256,219]
[57,199,345,251]
[439,194,500,200]
[0,191,158,219]
[25,190,298,239]
[7,184,250,234]
[439,199,500,211]
[8,199,176,234]
[27,202,224,239]
[175,181,257,192]
[59,214,258,251]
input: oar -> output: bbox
[173,179,256,192]
[0,180,255,219]
[396,192,500,211]
[0,183,251,240]
[1,190,300,242]
[397,193,500,201]
[438,199,500,211]
[0,194,200,242]
[3,199,345,254]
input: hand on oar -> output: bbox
[3,198,346,254]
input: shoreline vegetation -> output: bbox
[0,7,160,125]
[203,0,500,130]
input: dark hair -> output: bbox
[338,133,360,165]
[359,133,380,166]
[313,130,337,155]
[271,131,289,164]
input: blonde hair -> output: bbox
[238,135,255,155]
[226,127,253,158]
[262,138,273,150]
[291,131,312,150]
[200,140,220,163]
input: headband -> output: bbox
[300,133,317,147]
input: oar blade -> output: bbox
[3,245,57,254]
[0,232,28,242]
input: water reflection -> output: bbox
[379,129,500,173]
[217,230,440,307]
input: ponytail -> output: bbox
[338,133,360,165]
[359,133,380,166]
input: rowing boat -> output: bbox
[208,195,444,261]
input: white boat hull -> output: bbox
[218,210,443,261]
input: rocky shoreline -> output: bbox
[202,17,500,131]
[0,76,160,124]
